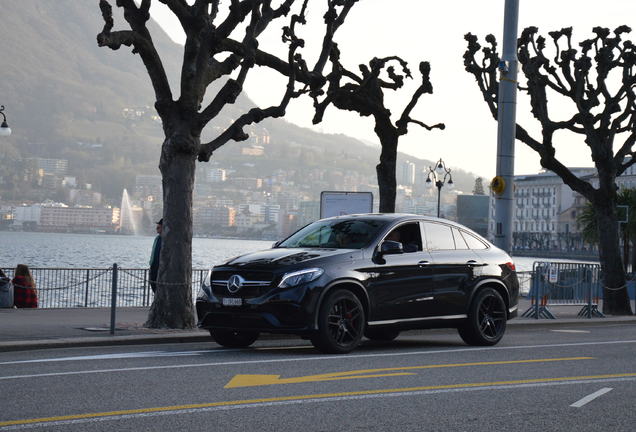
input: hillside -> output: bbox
[0,1,476,202]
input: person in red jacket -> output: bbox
[12,264,38,308]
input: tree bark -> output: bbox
[145,132,197,328]
[375,116,399,213]
[594,195,633,315]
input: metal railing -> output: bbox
[1,266,208,308]
[521,261,604,319]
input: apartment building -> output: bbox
[489,165,636,249]
[39,205,118,232]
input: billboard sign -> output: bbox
[320,191,373,219]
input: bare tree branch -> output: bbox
[198,0,308,161]
[97,0,173,108]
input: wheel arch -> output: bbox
[312,279,370,330]
[470,278,511,316]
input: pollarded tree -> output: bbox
[97,0,357,328]
[578,188,636,271]
[464,26,635,315]
[311,47,445,213]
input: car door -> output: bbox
[423,222,481,317]
[363,221,435,322]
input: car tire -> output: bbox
[210,329,260,348]
[458,287,507,346]
[311,289,365,354]
[364,327,400,341]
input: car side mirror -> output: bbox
[272,240,281,248]
[380,240,403,256]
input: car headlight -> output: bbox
[278,268,324,289]
[197,270,212,300]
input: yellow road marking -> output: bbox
[225,356,594,388]
[2,372,635,428]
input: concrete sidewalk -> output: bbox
[1,298,634,352]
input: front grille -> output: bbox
[211,270,274,298]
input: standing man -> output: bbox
[149,218,162,293]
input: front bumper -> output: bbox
[196,285,319,334]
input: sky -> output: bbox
[149,0,636,178]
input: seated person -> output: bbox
[334,231,353,248]
[385,229,419,253]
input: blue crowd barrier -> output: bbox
[522,261,604,319]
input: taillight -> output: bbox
[505,262,516,271]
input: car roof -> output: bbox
[323,213,451,224]
[321,213,491,243]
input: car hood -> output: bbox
[222,247,359,268]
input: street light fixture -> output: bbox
[0,106,11,137]
[425,158,453,218]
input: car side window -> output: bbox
[452,228,469,250]
[461,230,489,250]
[384,222,423,253]
[423,222,455,251]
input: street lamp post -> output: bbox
[425,158,453,218]
[0,106,11,137]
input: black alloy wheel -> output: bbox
[210,329,260,348]
[458,287,507,346]
[311,289,365,354]
[364,327,400,342]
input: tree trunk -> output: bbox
[375,118,399,213]
[595,202,633,315]
[145,133,197,328]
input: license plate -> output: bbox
[222,297,242,307]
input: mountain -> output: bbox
[0,1,476,201]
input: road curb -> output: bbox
[1,318,634,353]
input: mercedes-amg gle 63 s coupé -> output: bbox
[196,213,519,353]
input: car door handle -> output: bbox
[466,260,483,266]
[418,260,430,267]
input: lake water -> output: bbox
[0,231,593,271]
[0,231,273,269]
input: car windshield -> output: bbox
[279,218,388,249]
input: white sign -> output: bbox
[320,191,373,219]
[548,265,559,284]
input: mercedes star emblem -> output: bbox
[227,275,244,293]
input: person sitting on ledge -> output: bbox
[12,264,38,308]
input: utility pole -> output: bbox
[493,0,520,254]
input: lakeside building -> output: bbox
[10,203,119,232]
[13,204,42,229]
[489,165,636,251]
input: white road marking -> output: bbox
[0,350,226,365]
[1,339,635,381]
[570,387,613,408]
[0,345,315,366]
[551,330,591,334]
[0,377,633,431]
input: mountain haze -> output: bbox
[0,1,476,200]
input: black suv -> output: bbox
[196,214,519,353]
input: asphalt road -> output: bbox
[1,324,635,431]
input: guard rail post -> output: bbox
[533,269,540,319]
[110,263,118,335]
[84,269,90,307]
[586,277,592,319]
